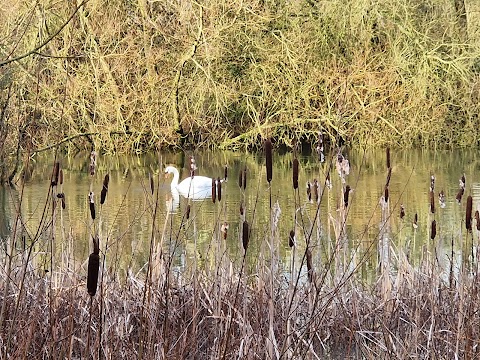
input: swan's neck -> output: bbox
[170,168,180,189]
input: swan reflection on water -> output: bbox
[166,186,212,213]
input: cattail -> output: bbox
[51,162,60,187]
[292,158,299,190]
[384,186,389,203]
[240,202,244,216]
[344,185,351,207]
[242,220,249,253]
[430,175,435,191]
[59,169,63,185]
[466,195,473,232]
[386,147,390,169]
[186,204,191,220]
[217,177,222,202]
[89,192,95,220]
[475,210,480,231]
[306,249,313,283]
[313,179,319,203]
[456,188,464,203]
[264,139,272,183]
[90,151,97,176]
[400,204,405,219]
[288,230,295,248]
[100,174,109,205]
[61,197,66,209]
[238,168,243,189]
[430,220,436,240]
[306,181,312,202]
[221,222,228,240]
[224,165,228,181]
[87,236,100,296]
[413,213,418,229]
[430,190,435,214]
[149,173,154,195]
[212,178,217,203]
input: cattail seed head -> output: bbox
[242,220,249,253]
[240,202,244,216]
[344,185,351,207]
[212,178,217,203]
[264,139,273,183]
[386,147,391,169]
[466,195,473,232]
[51,162,60,187]
[89,192,95,220]
[400,204,405,219]
[224,165,228,181]
[292,158,299,190]
[288,230,295,248]
[430,220,437,240]
[475,210,480,231]
[59,169,63,185]
[87,236,100,296]
[100,174,109,205]
[61,197,66,209]
[384,186,389,203]
[217,177,222,202]
[413,213,418,229]
[186,204,191,220]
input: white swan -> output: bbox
[165,165,213,199]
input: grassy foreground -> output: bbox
[1,0,480,182]
[1,145,480,359]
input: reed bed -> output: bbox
[1,147,480,360]
[2,0,480,185]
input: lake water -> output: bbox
[2,148,480,282]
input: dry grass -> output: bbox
[1,147,480,359]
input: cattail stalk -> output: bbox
[430,190,435,214]
[306,249,313,283]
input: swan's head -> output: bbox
[164,166,175,175]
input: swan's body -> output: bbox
[165,166,213,199]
